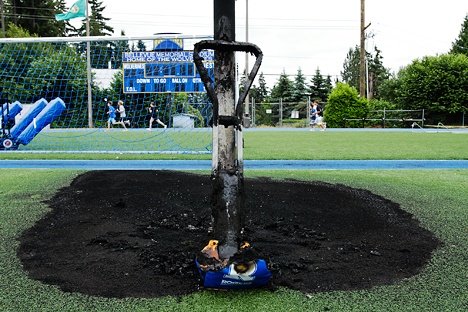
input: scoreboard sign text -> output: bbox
[122,51,214,93]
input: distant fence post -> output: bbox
[383,107,386,128]
[279,98,283,128]
[251,98,256,127]
[422,109,425,127]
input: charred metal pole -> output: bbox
[211,0,241,260]
[194,0,262,262]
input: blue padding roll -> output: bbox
[10,98,48,139]
[16,98,66,145]
[1,101,23,126]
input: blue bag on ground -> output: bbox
[196,259,272,289]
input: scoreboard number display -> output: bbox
[122,50,214,94]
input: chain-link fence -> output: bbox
[249,98,314,128]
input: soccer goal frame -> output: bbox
[0,35,214,154]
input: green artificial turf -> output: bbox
[243,131,468,160]
[0,131,467,160]
[0,169,467,311]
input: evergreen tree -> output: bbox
[54,0,79,37]
[309,68,328,101]
[238,73,247,97]
[4,0,65,37]
[324,75,333,98]
[72,0,115,69]
[341,46,361,90]
[270,70,293,102]
[367,46,390,100]
[76,0,113,37]
[136,40,147,52]
[451,14,468,56]
[256,72,269,102]
[341,45,389,99]
[291,68,308,102]
[112,30,129,68]
[250,73,273,126]
[249,72,268,103]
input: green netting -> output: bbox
[0,36,213,153]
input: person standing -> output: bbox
[147,102,167,130]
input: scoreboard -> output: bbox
[122,50,214,93]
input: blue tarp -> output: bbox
[16,98,66,145]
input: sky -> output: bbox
[68,0,468,87]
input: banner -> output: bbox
[55,0,87,21]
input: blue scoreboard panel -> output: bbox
[122,50,214,93]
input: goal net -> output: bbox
[0,35,214,154]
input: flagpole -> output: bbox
[85,0,93,128]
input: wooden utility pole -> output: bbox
[360,0,366,98]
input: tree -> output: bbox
[249,72,268,103]
[3,21,35,38]
[3,0,65,37]
[324,75,333,97]
[112,30,130,68]
[73,0,115,69]
[269,70,294,124]
[250,73,271,126]
[325,82,369,128]
[26,44,88,101]
[52,0,80,37]
[341,46,360,90]
[386,53,468,124]
[367,46,391,100]
[451,14,468,56]
[377,73,400,105]
[136,40,147,52]
[291,68,308,102]
[341,45,390,99]
[0,23,37,100]
[309,68,331,101]
[238,73,248,100]
[75,0,113,37]
[270,70,293,101]
[0,35,88,118]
